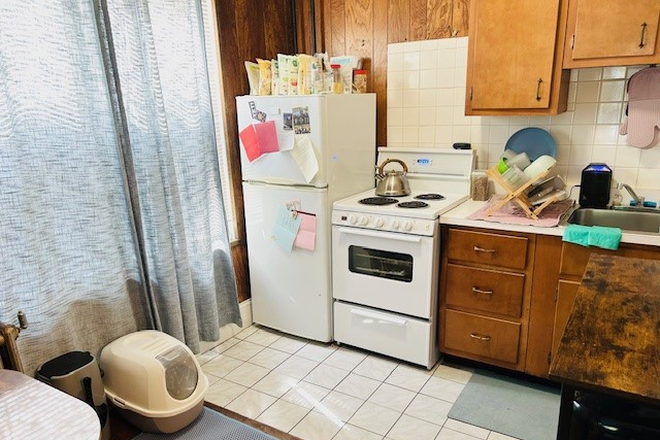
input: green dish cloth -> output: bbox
[562,225,591,247]
[588,226,622,250]
[562,224,622,250]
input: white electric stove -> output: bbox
[331,147,475,368]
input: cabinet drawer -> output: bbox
[447,229,528,270]
[445,264,525,318]
[444,309,521,364]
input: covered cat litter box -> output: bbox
[99,330,208,433]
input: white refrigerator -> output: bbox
[237,94,376,342]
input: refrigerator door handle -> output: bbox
[336,227,423,243]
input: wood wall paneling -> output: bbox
[452,0,469,36]
[427,0,452,39]
[388,0,411,43]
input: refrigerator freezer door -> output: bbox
[237,94,376,200]
[243,182,332,342]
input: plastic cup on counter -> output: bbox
[506,152,531,171]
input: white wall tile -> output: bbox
[579,67,603,81]
[420,51,438,70]
[385,40,657,193]
[602,66,627,79]
[420,70,437,89]
[419,89,437,107]
[403,41,422,52]
[437,49,456,68]
[599,80,625,102]
[403,71,420,90]
[437,68,456,88]
[402,108,419,126]
[575,81,600,103]
[594,125,620,145]
[388,53,404,72]
[402,90,420,107]
[596,103,622,124]
[615,144,641,167]
[404,52,421,70]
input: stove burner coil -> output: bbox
[415,193,445,200]
[397,201,429,209]
[358,197,398,206]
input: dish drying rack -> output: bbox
[485,165,562,220]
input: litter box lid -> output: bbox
[100,331,208,417]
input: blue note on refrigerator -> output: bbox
[272,205,302,252]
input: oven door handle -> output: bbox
[350,308,408,326]
[337,227,423,243]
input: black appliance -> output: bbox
[579,163,612,208]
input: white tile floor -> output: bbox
[197,325,521,440]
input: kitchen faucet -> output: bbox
[617,182,644,206]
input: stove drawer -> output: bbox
[447,229,528,270]
[443,309,520,365]
[445,264,525,318]
[334,301,437,369]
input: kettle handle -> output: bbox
[378,158,408,176]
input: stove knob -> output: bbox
[391,219,400,229]
[348,214,357,225]
[375,217,385,228]
[403,220,413,231]
[359,215,369,226]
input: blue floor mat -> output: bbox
[133,407,280,440]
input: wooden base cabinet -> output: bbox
[563,0,660,68]
[439,227,535,372]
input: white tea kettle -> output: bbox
[375,158,411,197]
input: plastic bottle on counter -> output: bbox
[353,69,368,93]
[331,64,343,94]
[471,170,489,201]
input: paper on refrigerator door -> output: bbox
[291,134,319,183]
[272,206,302,252]
[293,212,316,251]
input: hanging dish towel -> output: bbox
[619,66,660,149]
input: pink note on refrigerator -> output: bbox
[254,120,280,153]
[238,124,261,162]
[293,212,316,251]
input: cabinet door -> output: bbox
[564,0,660,68]
[552,280,581,356]
[466,0,567,112]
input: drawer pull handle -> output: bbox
[473,245,495,254]
[472,287,493,295]
[470,333,491,341]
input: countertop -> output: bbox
[0,369,101,440]
[440,199,660,246]
[549,254,660,402]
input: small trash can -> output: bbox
[37,351,110,440]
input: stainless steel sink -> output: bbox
[567,208,660,234]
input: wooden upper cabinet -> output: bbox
[465,0,570,115]
[563,0,660,68]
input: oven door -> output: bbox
[332,225,438,319]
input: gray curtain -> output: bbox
[0,0,241,374]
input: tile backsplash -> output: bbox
[387,37,660,202]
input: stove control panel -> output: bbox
[331,210,437,236]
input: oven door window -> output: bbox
[348,245,413,283]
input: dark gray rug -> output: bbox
[133,408,279,440]
[447,370,561,440]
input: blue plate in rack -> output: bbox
[504,127,557,161]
